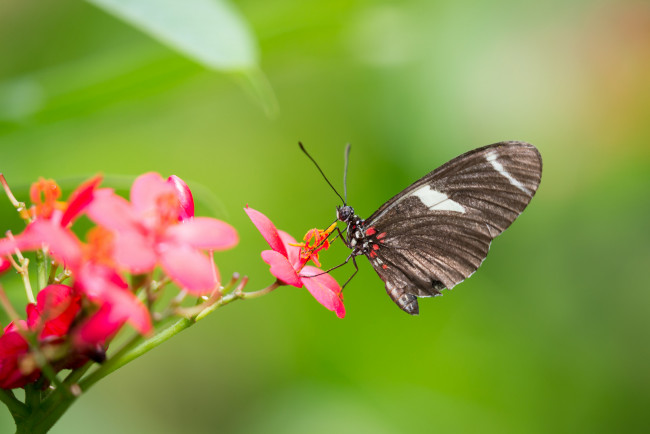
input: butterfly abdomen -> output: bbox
[385,280,419,315]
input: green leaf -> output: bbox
[85,0,259,71]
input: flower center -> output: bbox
[84,226,115,266]
[293,222,337,269]
[155,192,181,227]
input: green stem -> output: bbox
[0,389,29,419]
[19,257,35,305]
[35,250,47,292]
[80,280,279,387]
[47,261,58,285]
[25,279,279,433]
[0,173,30,223]
[25,383,41,412]
[34,336,144,433]
[62,361,93,387]
[240,280,279,299]
[79,316,198,392]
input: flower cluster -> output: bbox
[0,171,346,433]
[0,173,238,389]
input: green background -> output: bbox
[1,0,649,433]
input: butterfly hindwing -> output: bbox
[361,141,542,314]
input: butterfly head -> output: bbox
[336,205,355,223]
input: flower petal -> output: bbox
[13,220,83,269]
[301,266,345,318]
[0,257,10,275]
[76,264,152,336]
[158,243,218,295]
[244,206,287,257]
[60,175,102,227]
[130,172,174,214]
[278,230,301,267]
[73,304,123,348]
[86,189,140,233]
[164,217,238,250]
[261,250,302,287]
[0,330,37,389]
[167,175,194,221]
[27,284,80,339]
[112,231,157,273]
[73,296,152,349]
[100,288,152,336]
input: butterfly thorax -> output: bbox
[336,205,369,256]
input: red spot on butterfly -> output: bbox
[377,232,386,239]
[373,244,379,251]
[365,227,376,236]
[369,251,377,258]
[382,264,388,269]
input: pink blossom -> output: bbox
[0,175,103,268]
[0,220,153,345]
[245,206,345,318]
[87,173,238,295]
[0,284,82,389]
[72,264,152,348]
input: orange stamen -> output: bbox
[84,227,115,266]
[29,178,62,219]
[292,223,337,269]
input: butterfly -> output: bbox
[301,141,542,315]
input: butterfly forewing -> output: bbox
[362,141,542,314]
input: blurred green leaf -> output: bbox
[85,0,259,71]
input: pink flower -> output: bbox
[87,173,238,295]
[0,220,153,345]
[245,206,345,318]
[0,284,82,389]
[0,175,104,269]
[72,264,152,348]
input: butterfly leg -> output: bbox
[301,252,354,278]
[341,256,359,290]
[335,226,351,248]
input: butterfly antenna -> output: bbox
[343,143,351,205]
[299,142,346,204]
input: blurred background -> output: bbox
[1,0,649,432]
